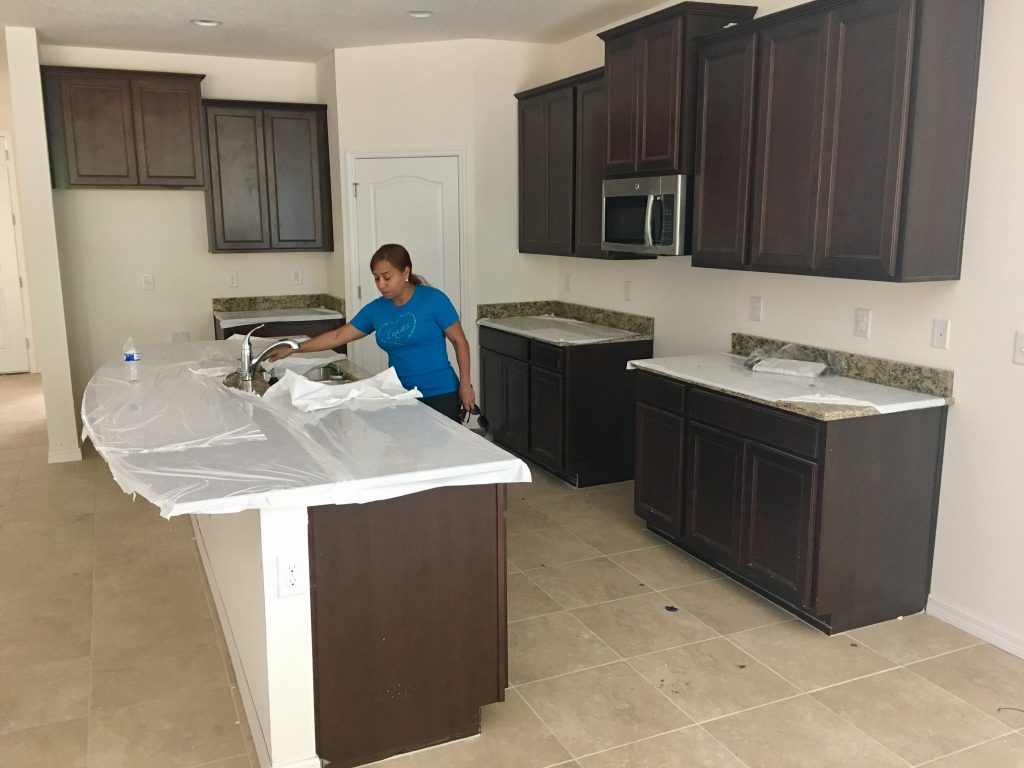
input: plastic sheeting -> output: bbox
[82,340,531,518]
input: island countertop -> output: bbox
[81,340,530,517]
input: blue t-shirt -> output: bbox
[350,285,460,397]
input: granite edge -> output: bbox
[477,301,654,335]
[212,294,346,314]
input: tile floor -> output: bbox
[3,372,1024,767]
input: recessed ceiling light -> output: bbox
[190,19,222,27]
[408,10,433,19]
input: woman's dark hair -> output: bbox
[370,243,427,286]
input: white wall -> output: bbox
[37,46,334,404]
[532,0,1024,656]
[0,34,12,130]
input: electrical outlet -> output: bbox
[854,308,872,338]
[228,271,239,288]
[749,296,764,323]
[142,273,155,291]
[932,319,951,349]
[293,269,303,285]
[564,273,572,293]
[1015,331,1024,365]
[623,281,632,301]
[276,556,308,598]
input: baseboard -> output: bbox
[48,446,82,463]
[927,595,1024,660]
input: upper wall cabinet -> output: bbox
[204,101,333,253]
[599,2,757,178]
[692,0,984,281]
[42,66,206,188]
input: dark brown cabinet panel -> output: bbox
[599,2,757,177]
[529,366,565,471]
[205,101,332,253]
[692,0,984,281]
[518,88,575,255]
[574,77,607,257]
[634,402,685,538]
[42,67,205,188]
[686,421,743,568]
[504,358,531,456]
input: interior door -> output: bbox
[351,155,463,375]
[0,136,29,374]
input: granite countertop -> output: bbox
[478,315,649,346]
[629,354,948,421]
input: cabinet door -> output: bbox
[503,358,530,456]
[518,90,574,255]
[692,34,757,268]
[264,107,331,250]
[637,17,683,173]
[604,32,639,175]
[814,0,914,279]
[686,421,743,567]
[748,11,831,271]
[529,367,564,472]
[574,77,606,257]
[635,402,685,538]
[56,73,138,186]
[131,76,205,186]
[743,443,818,608]
[205,105,271,251]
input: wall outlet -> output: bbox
[293,269,303,285]
[854,308,872,338]
[623,280,632,302]
[228,271,239,288]
[749,296,764,323]
[1015,331,1024,365]
[276,556,309,598]
[170,331,190,343]
[564,273,571,293]
[932,319,951,349]
[142,273,155,291]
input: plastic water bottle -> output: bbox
[123,338,140,382]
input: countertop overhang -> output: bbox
[478,315,646,345]
[214,307,343,328]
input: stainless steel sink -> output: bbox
[303,362,357,385]
[224,361,359,396]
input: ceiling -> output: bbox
[0,0,669,62]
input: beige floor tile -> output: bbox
[578,726,747,768]
[0,717,88,768]
[509,611,619,684]
[610,546,722,591]
[398,688,572,768]
[705,695,907,768]
[507,500,557,535]
[630,637,798,722]
[526,492,627,525]
[729,620,895,691]
[508,572,562,622]
[2,491,96,524]
[508,527,602,570]
[848,613,982,665]
[0,657,91,734]
[0,598,92,668]
[588,480,634,506]
[921,733,1024,767]
[525,558,652,610]
[0,564,94,621]
[571,593,717,658]
[812,668,1011,764]
[518,662,692,757]
[13,474,98,500]
[562,513,664,555]
[91,639,231,712]
[662,579,789,635]
[910,644,1024,728]
[514,466,579,502]
[86,685,247,768]
[194,756,253,768]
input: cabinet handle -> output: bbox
[643,195,654,246]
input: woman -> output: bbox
[268,244,475,421]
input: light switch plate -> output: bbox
[623,281,632,301]
[932,319,951,349]
[854,308,871,338]
[142,273,155,291]
[228,271,239,288]
[749,296,764,323]
[1014,330,1024,365]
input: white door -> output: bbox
[0,136,29,374]
[350,154,463,374]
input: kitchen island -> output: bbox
[81,340,530,768]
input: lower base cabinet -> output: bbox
[634,370,947,633]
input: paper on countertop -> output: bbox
[263,367,421,412]
[263,352,347,377]
[777,393,876,407]
[751,358,828,377]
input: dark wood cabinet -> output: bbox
[634,368,947,633]
[693,0,984,281]
[574,77,608,258]
[599,2,757,177]
[42,67,205,188]
[205,100,333,253]
[480,325,653,487]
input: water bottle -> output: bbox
[122,338,140,382]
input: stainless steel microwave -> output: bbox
[602,174,687,256]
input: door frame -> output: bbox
[344,148,470,365]
[0,131,36,373]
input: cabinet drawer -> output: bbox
[529,341,565,372]
[479,327,529,361]
[635,371,686,416]
[688,388,820,459]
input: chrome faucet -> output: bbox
[239,324,300,385]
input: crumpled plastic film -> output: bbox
[82,340,531,518]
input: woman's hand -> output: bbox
[266,346,297,363]
[459,382,476,416]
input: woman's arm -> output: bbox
[443,320,476,413]
[266,322,368,361]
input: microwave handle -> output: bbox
[643,195,654,246]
